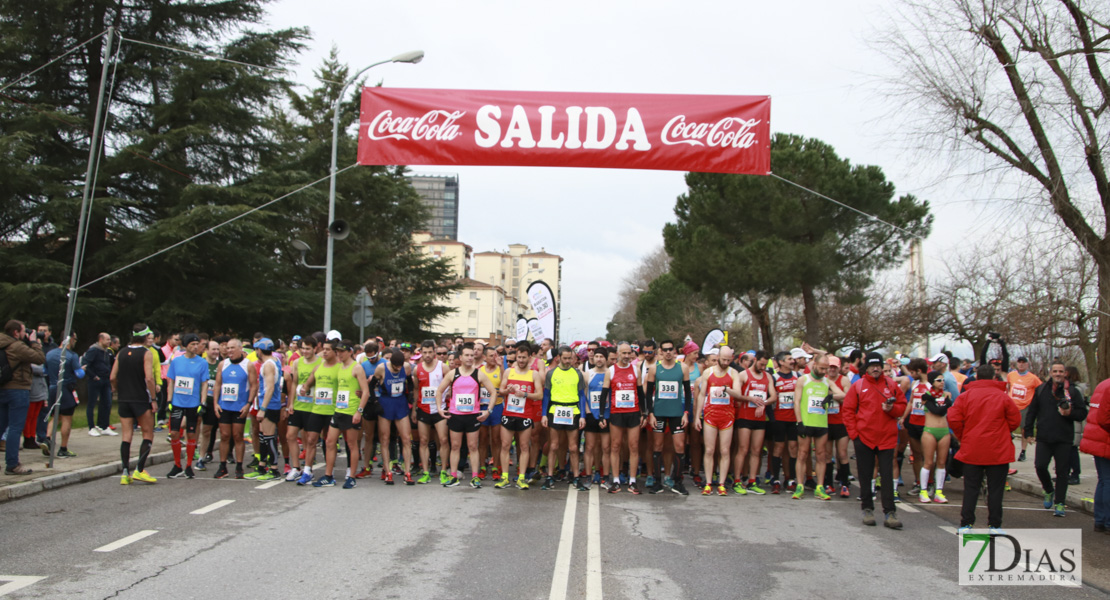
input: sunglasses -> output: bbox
[660,347,675,352]
[644,350,655,355]
[436,351,447,355]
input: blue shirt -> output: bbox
[218,358,252,411]
[942,371,961,402]
[45,348,83,391]
[256,357,283,410]
[167,355,210,409]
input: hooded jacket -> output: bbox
[1024,378,1088,444]
[1079,379,1110,460]
[0,332,46,390]
[842,373,907,450]
[947,379,1021,466]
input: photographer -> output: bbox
[1,319,47,475]
[1025,361,1088,517]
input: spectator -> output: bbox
[948,363,1021,533]
[842,352,911,530]
[25,362,47,450]
[36,322,57,354]
[109,335,120,355]
[44,331,85,457]
[929,353,961,402]
[1026,361,1089,517]
[1066,365,1086,485]
[0,319,46,475]
[83,332,117,436]
[1079,378,1110,533]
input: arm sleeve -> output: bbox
[683,380,693,414]
[644,381,655,414]
[542,370,554,413]
[978,341,990,366]
[600,387,611,419]
[923,393,949,416]
[1000,339,1010,373]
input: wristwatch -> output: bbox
[356,407,364,414]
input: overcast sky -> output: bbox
[265,0,1009,347]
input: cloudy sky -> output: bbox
[265,0,1008,345]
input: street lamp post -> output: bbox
[323,50,424,332]
[490,276,497,344]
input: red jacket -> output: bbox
[948,379,1021,466]
[1079,379,1110,460]
[842,374,907,450]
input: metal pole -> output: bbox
[51,27,114,468]
[490,277,496,344]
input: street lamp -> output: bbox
[292,239,325,269]
[324,49,424,331]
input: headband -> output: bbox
[133,326,152,337]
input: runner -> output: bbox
[111,324,160,484]
[371,349,416,485]
[694,346,737,495]
[434,342,497,488]
[644,339,691,495]
[195,340,221,472]
[245,338,282,481]
[638,339,659,488]
[603,342,645,494]
[495,341,544,490]
[315,340,372,489]
[791,352,840,501]
[768,351,798,494]
[212,338,258,480]
[732,350,776,495]
[918,371,952,503]
[295,339,340,485]
[826,356,854,498]
[164,334,209,479]
[1007,356,1042,462]
[355,340,383,478]
[900,358,930,497]
[284,335,320,482]
[541,346,589,491]
[478,346,504,480]
[583,347,611,488]
[413,340,449,484]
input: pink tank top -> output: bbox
[448,369,481,415]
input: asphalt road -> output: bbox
[0,456,1107,599]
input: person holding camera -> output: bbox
[1025,361,1088,517]
[0,319,47,475]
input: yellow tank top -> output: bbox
[480,364,503,406]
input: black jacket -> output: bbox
[82,344,113,378]
[1024,380,1088,444]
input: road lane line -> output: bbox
[0,576,47,597]
[898,503,920,513]
[255,480,283,490]
[938,526,958,535]
[548,488,579,600]
[190,500,235,514]
[94,530,158,552]
[586,486,602,599]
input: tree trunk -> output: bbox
[801,283,818,344]
[1076,315,1098,388]
[1098,260,1110,382]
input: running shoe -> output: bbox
[167,466,184,479]
[234,466,244,479]
[592,472,601,485]
[732,482,748,496]
[391,460,403,474]
[702,484,712,496]
[600,479,611,490]
[814,486,831,501]
[627,483,641,495]
[619,472,629,486]
[957,525,972,534]
[495,475,511,489]
[195,459,207,472]
[443,476,460,488]
[1017,450,1026,462]
[645,475,656,489]
[478,467,487,480]
[717,485,728,496]
[283,464,291,475]
[542,476,556,490]
[918,489,932,504]
[839,485,850,498]
[405,472,415,486]
[417,471,432,484]
[247,455,260,469]
[771,480,782,495]
[57,448,77,458]
[470,477,482,489]
[439,470,450,485]
[312,475,336,488]
[355,467,373,479]
[1004,480,1012,491]
[791,485,804,500]
[672,481,690,496]
[933,490,948,503]
[215,465,230,479]
[380,470,389,481]
[883,512,903,529]
[256,470,278,481]
[385,472,395,485]
[516,476,530,490]
[607,481,620,494]
[531,470,544,484]
[244,468,265,480]
[1007,468,1018,475]
[989,527,1006,535]
[286,468,301,482]
[746,481,766,495]
[649,479,665,494]
[909,484,921,496]
[663,476,674,489]
[343,476,357,489]
[1054,504,1066,517]
[120,473,132,485]
[693,474,704,487]
[298,448,305,460]
[576,477,590,492]
[1044,491,1054,509]
[297,471,312,485]
[184,466,196,479]
[492,467,501,480]
[892,489,901,503]
[132,470,157,484]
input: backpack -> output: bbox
[0,342,13,387]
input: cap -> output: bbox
[326,330,342,341]
[1016,356,1029,362]
[930,353,949,364]
[707,348,720,356]
[900,357,911,365]
[255,338,274,351]
[865,352,883,367]
[744,350,756,356]
[790,347,812,360]
[181,333,200,346]
[292,335,302,341]
[827,356,841,367]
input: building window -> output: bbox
[469,292,478,300]
[444,191,456,200]
[467,328,477,336]
[468,310,477,318]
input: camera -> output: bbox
[1053,386,1071,410]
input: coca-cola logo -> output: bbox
[661,115,760,148]
[366,109,465,142]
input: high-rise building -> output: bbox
[407,174,459,240]
[473,244,563,340]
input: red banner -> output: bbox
[358,88,770,175]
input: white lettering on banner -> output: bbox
[367,110,465,142]
[661,116,760,148]
[475,105,651,151]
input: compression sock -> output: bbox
[120,441,131,473]
[920,467,930,492]
[652,452,663,480]
[896,452,905,478]
[171,439,182,467]
[823,462,834,487]
[186,440,197,467]
[935,468,946,492]
[267,435,280,468]
[138,439,152,472]
[839,462,851,487]
[771,456,782,482]
[673,453,685,483]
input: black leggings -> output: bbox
[1035,440,1071,505]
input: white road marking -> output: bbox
[898,503,920,513]
[586,486,603,599]
[939,526,958,535]
[924,504,1052,511]
[0,576,46,597]
[548,488,579,600]
[254,480,283,490]
[94,530,158,552]
[190,500,235,515]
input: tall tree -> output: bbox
[878,0,1110,378]
[663,133,932,349]
[635,272,724,343]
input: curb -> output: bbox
[0,451,173,504]
[1006,475,1093,515]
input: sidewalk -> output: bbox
[1003,438,1097,515]
[0,422,175,503]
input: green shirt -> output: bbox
[311,362,341,416]
[335,362,360,416]
[293,356,321,412]
[653,362,685,418]
[799,376,830,428]
[547,367,583,415]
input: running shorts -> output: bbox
[768,420,798,443]
[118,401,151,420]
[378,396,409,422]
[797,425,828,439]
[219,409,247,425]
[828,423,849,441]
[416,409,445,426]
[546,408,580,432]
[652,415,685,434]
[500,415,533,431]
[330,412,357,431]
[905,422,924,441]
[447,413,481,433]
[584,414,608,433]
[703,411,733,430]
[735,418,766,431]
[608,412,642,429]
[201,398,218,426]
[482,403,504,427]
[288,409,310,429]
[263,408,282,424]
[303,412,329,433]
[170,406,199,433]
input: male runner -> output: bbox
[496,342,545,489]
[317,340,371,489]
[478,346,504,479]
[355,340,383,478]
[196,340,221,471]
[284,335,319,482]
[603,343,645,494]
[371,349,416,484]
[638,340,659,487]
[791,352,841,501]
[900,358,930,497]
[413,340,449,484]
[111,324,159,484]
[246,338,283,481]
[165,334,209,479]
[295,339,339,485]
[644,339,691,495]
[435,342,497,488]
[768,351,798,494]
[583,347,611,488]
[212,338,257,480]
[542,346,589,491]
[826,357,854,497]
[732,350,776,494]
[695,346,737,495]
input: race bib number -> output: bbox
[1013,386,1027,400]
[709,386,730,406]
[748,388,767,408]
[220,383,239,404]
[174,376,195,397]
[421,386,437,405]
[657,381,679,400]
[455,393,476,413]
[614,389,636,409]
[390,381,405,397]
[315,387,334,406]
[297,394,313,405]
[506,394,526,414]
[911,396,925,416]
[553,406,574,425]
[807,393,825,415]
[778,392,794,410]
[589,391,601,411]
[480,387,491,408]
[827,400,840,415]
[336,390,350,410]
